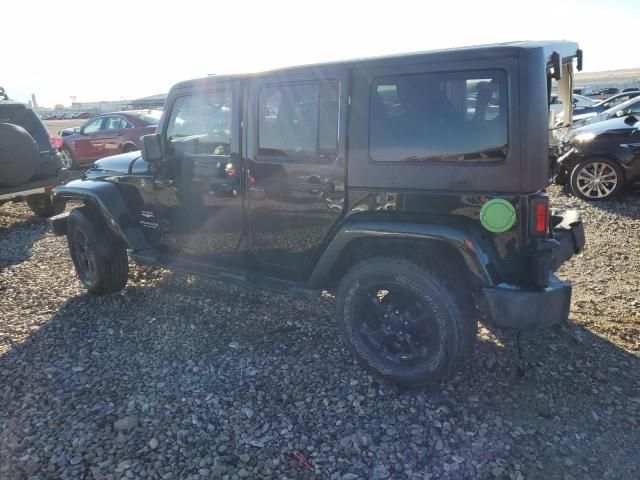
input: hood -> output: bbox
[91,150,143,173]
[570,115,638,142]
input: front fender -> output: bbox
[307,220,493,288]
[53,179,149,251]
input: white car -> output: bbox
[550,93,596,117]
[572,96,640,128]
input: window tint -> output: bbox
[258,82,339,159]
[106,116,127,130]
[82,117,105,134]
[370,71,507,162]
[166,91,231,156]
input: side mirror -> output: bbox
[73,127,81,134]
[141,133,162,163]
[624,115,638,126]
[616,110,624,118]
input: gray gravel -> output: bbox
[1,188,639,479]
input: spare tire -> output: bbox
[0,123,40,187]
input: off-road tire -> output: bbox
[335,257,476,387]
[66,206,128,294]
[570,157,624,201]
[26,194,65,218]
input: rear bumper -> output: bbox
[0,176,61,202]
[482,209,584,330]
[482,275,572,329]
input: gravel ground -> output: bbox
[1,187,639,480]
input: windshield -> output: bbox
[137,110,163,125]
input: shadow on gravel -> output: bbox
[0,278,638,479]
[0,215,47,270]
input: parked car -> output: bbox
[0,93,66,217]
[573,91,640,116]
[554,114,640,200]
[59,110,162,169]
[550,93,595,116]
[622,88,640,93]
[52,41,585,387]
[572,96,640,127]
[598,87,619,96]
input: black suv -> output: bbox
[52,42,586,386]
[0,87,65,217]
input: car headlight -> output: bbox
[573,132,596,143]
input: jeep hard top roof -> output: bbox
[172,40,580,90]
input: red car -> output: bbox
[59,110,162,169]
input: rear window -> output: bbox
[369,70,507,163]
[0,105,49,149]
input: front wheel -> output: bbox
[66,206,129,294]
[570,157,624,201]
[335,257,475,387]
[60,148,79,170]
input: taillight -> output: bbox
[534,201,549,235]
[50,136,63,149]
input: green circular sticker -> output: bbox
[480,199,516,233]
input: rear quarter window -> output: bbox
[369,70,507,163]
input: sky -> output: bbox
[3,0,638,107]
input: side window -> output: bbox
[166,91,231,156]
[82,117,105,134]
[106,116,127,130]
[258,81,339,160]
[369,70,507,162]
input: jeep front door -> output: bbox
[153,84,246,265]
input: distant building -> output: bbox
[130,93,167,110]
[71,100,130,113]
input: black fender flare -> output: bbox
[53,179,149,251]
[306,221,493,289]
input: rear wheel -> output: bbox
[335,257,475,386]
[67,206,128,294]
[26,194,65,218]
[570,157,624,200]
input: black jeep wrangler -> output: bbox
[0,87,65,217]
[52,42,585,386]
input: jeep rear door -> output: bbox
[245,68,348,279]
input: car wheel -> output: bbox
[26,194,65,218]
[66,206,129,294]
[335,257,475,387]
[60,148,79,170]
[570,157,624,201]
